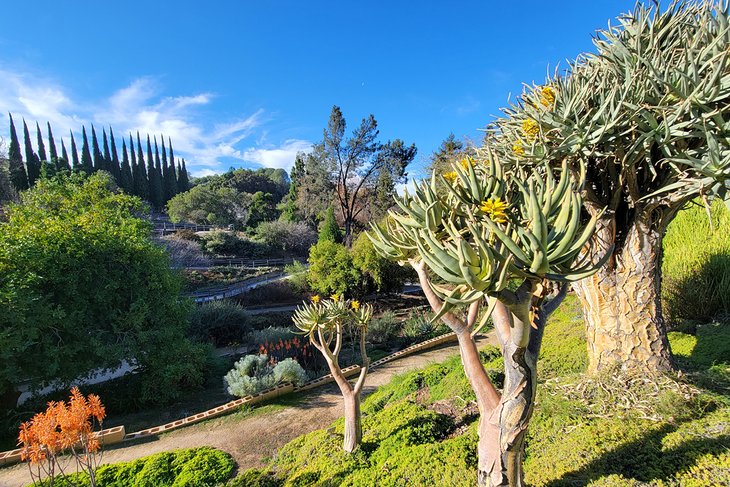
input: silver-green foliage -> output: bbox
[224,354,307,397]
[489,1,730,209]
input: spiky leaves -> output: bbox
[369,153,608,321]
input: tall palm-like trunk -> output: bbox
[573,209,674,372]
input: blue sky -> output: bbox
[1,1,639,179]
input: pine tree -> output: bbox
[35,122,47,163]
[109,127,121,180]
[120,139,134,193]
[70,131,81,172]
[318,206,342,243]
[58,139,72,172]
[47,122,58,165]
[8,114,28,191]
[147,135,163,209]
[91,125,102,172]
[23,119,40,185]
[178,158,190,192]
[80,126,93,175]
[135,132,149,200]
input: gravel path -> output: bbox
[0,333,496,487]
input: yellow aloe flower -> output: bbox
[330,293,339,302]
[311,295,321,304]
[443,171,457,184]
[459,157,473,170]
[480,198,509,223]
[512,142,525,156]
[522,119,540,140]
[540,86,556,108]
[351,300,360,310]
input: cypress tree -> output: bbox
[120,139,133,193]
[91,125,102,172]
[59,139,72,172]
[102,128,111,173]
[135,132,149,200]
[8,114,28,191]
[168,137,178,191]
[161,136,177,201]
[35,122,47,163]
[23,119,40,185]
[70,131,81,172]
[47,122,58,164]
[178,158,190,192]
[147,135,163,209]
[109,127,121,180]
[80,126,93,174]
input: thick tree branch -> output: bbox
[409,259,467,334]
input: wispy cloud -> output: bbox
[0,68,308,176]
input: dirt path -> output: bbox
[0,333,496,487]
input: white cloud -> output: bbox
[241,139,312,171]
[0,67,306,175]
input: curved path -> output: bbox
[0,334,496,487]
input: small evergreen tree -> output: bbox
[109,127,121,180]
[80,126,93,175]
[102,128,111,174]
[120,139,134,193]
[91,125,103,172]
[8,114,28,191]
[147,135,163,208]
[135,133,149,200]
[35,122,47,163]
[23,120,40,185]
[318,206,342,243]
[46,122,58,165]
[178,159,190,192]
[58,139,72,173]
[71,131,82,172]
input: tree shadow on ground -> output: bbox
[544,421,729,486]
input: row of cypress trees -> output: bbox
[7,114,191,208]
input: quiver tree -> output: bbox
[487,1,730,372]
[368,153,608,486]
[292,297,373,453]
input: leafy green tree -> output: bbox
[8,114,28,191]
[80,126,93,174]
[0,172,207,409]
[23,119,40,185]
[318,206,342,243]
[351,230,410,294]
[247,191,278,228]
[315,105,416,245]
[307,240,360,296]
[280,153,306,222]
[166,184,252,227]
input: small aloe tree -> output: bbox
[292,296,373,452]
[368,153,609,486]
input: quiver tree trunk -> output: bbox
[573,208,674,372]
[467,302,544,487]
[342,391,362,453]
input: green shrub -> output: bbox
[201,230,271,257]
[255,220,316,255]
[189,301,251,347]
[273,358,309,385]
[226,469,283,487]
[663,199,730,324]
[26,447,235,487]
[249,326,296,346]
[284,260,310,294]
[368,311,401,344]
[307,240,361,297]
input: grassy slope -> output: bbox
[231,295,730,487]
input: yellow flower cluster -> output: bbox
[460,158,473,170]
[351,300,360,310]
[540,86,556,108]
[480,198,509,223]
[443,171,458,184]
[311,295,321,304]
[512,142,525,156]
[522,119,540,140]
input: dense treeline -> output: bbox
[6,114,191,208]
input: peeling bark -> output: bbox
[573,209,674,372]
